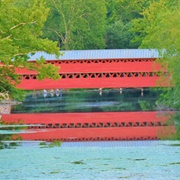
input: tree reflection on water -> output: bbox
[12,88,161,113]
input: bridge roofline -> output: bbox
[28,49,161,61]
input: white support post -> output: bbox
[120,88,123,94]
[141,88,144,96]
[99,88,102,96]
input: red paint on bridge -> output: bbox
[14,58,169,90]
[2,112,171,125]
[2,112,175,141]
[17,126,175,141]
[17,76,168,90]
[15,59,161,74]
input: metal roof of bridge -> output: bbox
[28,49,160,61]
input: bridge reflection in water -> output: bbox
[2,88,176,141]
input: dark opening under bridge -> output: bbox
[1,49,175,142]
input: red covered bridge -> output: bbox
[16,49,169,90]
[1,49,175,141]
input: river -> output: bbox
[0,141,179,180]
[12,88,160,113]
[1,89,179,179]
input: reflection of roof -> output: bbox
[28,49,160,61]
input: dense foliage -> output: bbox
[133,0,180,109]
[43,0,107,50]
[0,0,60,100]
[42,0,150,50]
[132,0,180,137]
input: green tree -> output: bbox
[0,0,60,100]
[132,0,180,138]
[105,21,139,49]
[132,0,180,108]
[105,0,151,49]
[43,0,106,50]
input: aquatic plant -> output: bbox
[39,140,62,148]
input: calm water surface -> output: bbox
[0,141,180,180]
[12,89,159,113]
[2,89,179,179]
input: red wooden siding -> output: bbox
[17,127,175,141]
[14,58,169,90]
[2,112,175,142]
